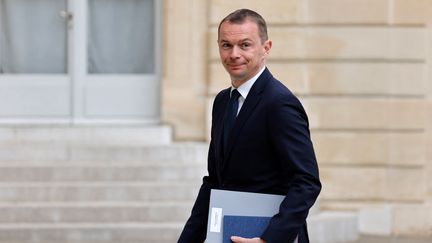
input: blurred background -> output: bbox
[0,0,431,242]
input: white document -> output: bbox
[209,207,223,233]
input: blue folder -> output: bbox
[223,215,271,243]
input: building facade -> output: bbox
[1,0,432,237]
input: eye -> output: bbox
[241,42,251,49]
[221,43,232,49]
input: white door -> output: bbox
[0,0,160,125]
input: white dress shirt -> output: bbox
[231,66,266,115]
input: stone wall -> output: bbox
[162,0,432,236]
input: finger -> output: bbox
[231,236,246,242]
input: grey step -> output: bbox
[308,211,359,243]
[0,163,207,182]
[0,223,183,243]
[0,182,201,202]
[0,142,208,163]
[0,212,357,243]
[0,202,192,223]
[0,126,172,146]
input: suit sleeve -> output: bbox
[177,93,222,243]
[261,92,322,243]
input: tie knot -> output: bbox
[231,89,240,100]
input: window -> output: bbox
[0,0,67,73]
[87,0,155,74]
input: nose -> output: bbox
[230,46,241,59]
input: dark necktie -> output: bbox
[223,89,240,153]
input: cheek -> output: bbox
[219,52,229,62]
[256,50,266,61]
[243,52,255,61]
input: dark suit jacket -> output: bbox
[178,68,321,243]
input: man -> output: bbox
[178,9,321,243]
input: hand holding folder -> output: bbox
[223,216,271,243]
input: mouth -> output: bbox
[227,63,245,70]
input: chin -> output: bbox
[229,70,246,77]
[230,74,246,82]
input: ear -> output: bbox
[263,40,272,55]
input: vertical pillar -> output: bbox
[162,0,209,140]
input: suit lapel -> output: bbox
[222,68,272,170]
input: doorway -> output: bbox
[0,0,161,125]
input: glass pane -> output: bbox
[0,0,67,73]
[88,0,155,74]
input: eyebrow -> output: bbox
[219,38,253,43]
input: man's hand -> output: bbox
[230,236,266,243]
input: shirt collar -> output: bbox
[231,66,266,99]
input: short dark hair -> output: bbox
[218,9,268,43]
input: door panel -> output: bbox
[81,0,160,121]
[84,75,158,117]
[0,0,70,120]
[0,75,70,116]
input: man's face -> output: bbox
[218,20,272,88]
